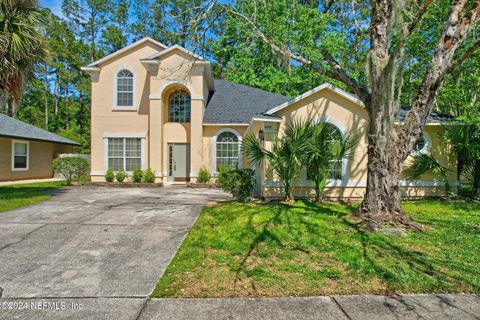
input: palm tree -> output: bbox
[402,153,450,192]
[242,119,311,202]
[441,124,480,197]
[303,122,358,203]
[0,0,46,117]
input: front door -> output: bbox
[168,144,190,182]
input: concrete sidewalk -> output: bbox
[1,294,479,319]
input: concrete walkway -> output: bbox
[1,294,479,319]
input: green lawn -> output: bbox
[153,199,480,298]
[0,181,67,212]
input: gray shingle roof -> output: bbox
[204,79,290,124]
[395,106,453,123]
[0,114,79,145]
[204,80,452,125]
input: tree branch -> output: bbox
[224,8,370,103]
[447,39,480,74]
[396,0,480,161]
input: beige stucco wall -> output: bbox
[90,41,213,182]
[261,88,457,199]
[0,137,73,181]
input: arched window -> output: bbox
[306,122,344,181]
[216,131,240,171]
[116,69,134,107]
[326,124,343,180]
[412,132,431,155]
[168,90,190,123]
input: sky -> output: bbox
[40,0,63,17]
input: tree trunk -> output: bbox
[78,89,84,130]
[65,81,69,130]
[284,182,293,202]
[44,63,49,129]
[54,73,59,117]
[359,133,406,231]
[472,159,480,198]
[12,99,17,118]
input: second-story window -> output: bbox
[116,69,133,107]
[168,90,190,123]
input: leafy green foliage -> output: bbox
[52,156,89,185]
[243,120,311,201]
[303,122,359,202]
[0,0,47,105]
[197,166,211,183]
[115,170,126,182]
[218,167,255,203]
[131,167,143,183]
[105,167,114,182]
[143,168,155,183]
[402,153,448,181]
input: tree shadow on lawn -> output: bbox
[232,200,479,295]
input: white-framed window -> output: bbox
[168,90,191,123]
[411,132,432,155]
[11,140,29,171]
[107,138,142,171]
[116,69,134,107]
[305,121,345,181]
[216,131,240,171]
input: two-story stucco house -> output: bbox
[82,37,456,199]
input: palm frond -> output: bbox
[402,153,448,181]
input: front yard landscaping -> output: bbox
[0,181,67,212]
[153,199,480,297]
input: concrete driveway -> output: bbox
[0,186,229,318]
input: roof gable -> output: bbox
[142,44,204,61]
[86,37,167,67]
[0,114,79,145]
[266,83,364,115]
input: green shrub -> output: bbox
[143,168,156,183]
[218,167,255,203]
[105,168,114,182]
[52,157,89,185]
[115,170,126,182]
[132,167,143,183]
[216,164,231,186]
[197,167,211,183]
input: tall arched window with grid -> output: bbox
[116,69,134,107]
[216,131,240,171]
[168,90,190,123]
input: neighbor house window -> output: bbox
[107,138,141,171]
[216,131,240,171]
[168,90,190,123]
[116,69,134,107]
[12,141,29,171]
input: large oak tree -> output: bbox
[209,0,480,230]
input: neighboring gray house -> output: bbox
[0,114,79,182]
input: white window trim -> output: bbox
[113,66,136,110]
[309,116,350,185]
[410,131,432,156]
[211,128,243,174]
[103,135,146,173]
[11,140,29,171]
